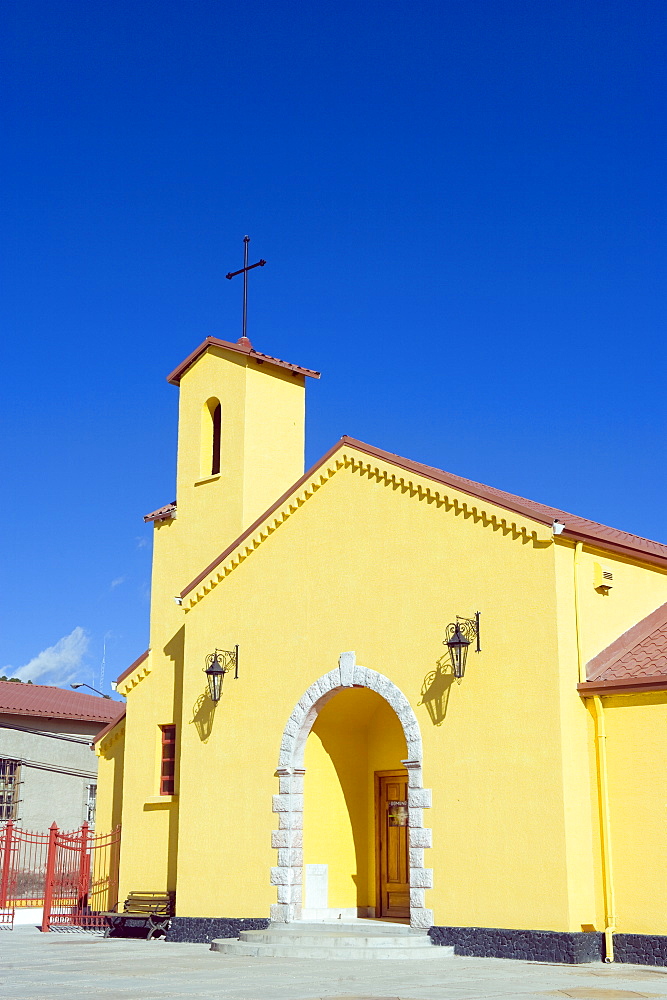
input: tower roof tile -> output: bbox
[166,337,320,386]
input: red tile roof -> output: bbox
[0,681,125,724]
[144,502,176,523]
[578,602,667,694]
[181,436,667,599]
[166,336,320,386]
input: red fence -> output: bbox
[0,821,120,930]
[0,822,49,908]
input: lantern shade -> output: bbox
[447,623,471,679]
[205,654,224,702]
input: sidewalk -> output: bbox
[2,925,667,1000]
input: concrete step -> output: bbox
[210,923,454,960]
[238,930,436,948]
[211,939,454,959]
[259,920,416,936]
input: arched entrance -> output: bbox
[271,652,433,928]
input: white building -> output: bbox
[0,681,124,832]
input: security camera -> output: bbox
[552,519,565,535]
[174,596,183,606]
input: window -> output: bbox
[0,759,21,821]
[86,784,97,826]
[160,725,176,795]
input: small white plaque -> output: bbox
[305,864,328,909]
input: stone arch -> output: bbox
[271,652,433,928]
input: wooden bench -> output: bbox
[100,891,175,940]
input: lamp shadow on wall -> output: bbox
[190,693,216,742]
[419,656,456,726]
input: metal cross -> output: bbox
[225,236,266,343]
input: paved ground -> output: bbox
[2,926,667,1000]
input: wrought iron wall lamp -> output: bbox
[204,646,239,702]
[444,613,481,679]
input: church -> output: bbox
[95,331,667,964]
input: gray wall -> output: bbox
[0,714,103,832]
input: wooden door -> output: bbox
[376,770,410,921]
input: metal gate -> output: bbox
[0,821,49,910]
[0,821,120,930]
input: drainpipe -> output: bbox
[573,541,586,683]
[591,695,616,962]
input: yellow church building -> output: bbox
[95,333,667,964]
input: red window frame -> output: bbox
[160,725,176,795]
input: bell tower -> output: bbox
[165,335,320,583]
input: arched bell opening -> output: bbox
[200,397,222,478]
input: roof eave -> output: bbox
[92,709,127,746]
[562,529,667,570]
[115,649,149,686]
[578,674,667,696]
[144,505,176,523]
[0,706,122,724]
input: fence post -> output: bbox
[0,822,13,907]
[41,822,58,933]
[110,824,121,911]
[77,822,90,919]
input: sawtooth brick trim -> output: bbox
[273,653,431,929]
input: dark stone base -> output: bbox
[166,916,270,945]
[613,934,667,966]
[429,926,604,964]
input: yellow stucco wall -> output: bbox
[115,651,182,900]
[553,541,667,934]
[94,720,125,835]
[569,543,667,667]
[603,692,667,934]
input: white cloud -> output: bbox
[110,576,126,589]
[135,536,148,549]
[3,627,89,686]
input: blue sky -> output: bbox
[1,0,665,694]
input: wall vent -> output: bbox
[593,562,614,592]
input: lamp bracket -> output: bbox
[444,612,481,652]
[205,646,239,679]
